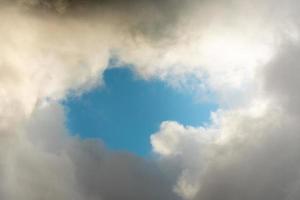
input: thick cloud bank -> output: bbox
[0,103,179,200]
[1,0,300,200]
[151,30,300,200]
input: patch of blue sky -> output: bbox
[63,67,217,156]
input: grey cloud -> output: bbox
[8,0,191,41]
[264,42,300,115]
[191,38,300,200]
[152,107,300,200]
[2,0,300,200]
[151,36,300,199]
[0,104,180,200]
[70,147,178,200]
[193,110,300,200]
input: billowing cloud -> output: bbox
[151,35,300,200]
[0,0,282,119]
[0,103,179,200]
[1,0,300,200]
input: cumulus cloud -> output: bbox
[1,0,300,200]
[0,103,179,200]
[151,121,218,199]
[151,34,300,200]
[0,0,283,118]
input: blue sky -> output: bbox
[64,67,217,156]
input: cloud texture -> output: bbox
[7,104,178,200]
[1,0,300,200]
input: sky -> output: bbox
[2,0,300,200]
[64,67,216,155]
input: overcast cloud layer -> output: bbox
[1,0,300,200]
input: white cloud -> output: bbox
[151,121,217,199]
[150,37,300,200]
[1,0,300,200]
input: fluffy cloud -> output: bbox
[0,103,179,200]
[151,121,217,199]
[0,0,283,118]
[1,0,300,200]
[151,37,300,200]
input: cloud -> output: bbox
[193,109,300,200]
[150,35,300,200]
[1,0,300,200]
[0,0,282,119]
[152,106,300,200]
[263,41,300,115]
[0,103,179,200]
[151,121,218,199]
